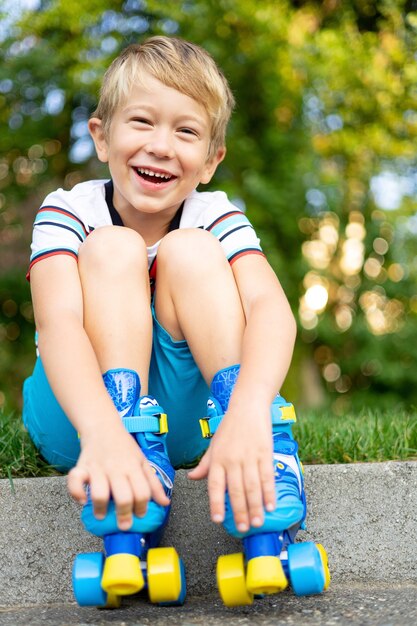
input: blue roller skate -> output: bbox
[72,369,186,609]
[199,365,330,607]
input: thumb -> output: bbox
[188,450,210,481]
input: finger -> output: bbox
[143,462,170,507]
[226,466,250,533]
[89,471,111,520]
[110,475,136,531]
[259,442,277,512]
[260,456,276,513]
[207,464,226,523]
[188,451,210,480]
[67,466,89,504]
[242,464,264,528]
[129,472,152,518]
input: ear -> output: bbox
[88,118,109,163]
[200,146,226,185]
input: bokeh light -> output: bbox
[305,284,329,311]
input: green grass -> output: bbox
[1,408,416,479]
[297,409,417,464]
[0,410,58,480]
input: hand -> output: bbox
[188,405,275,533]
[67,425,170,531]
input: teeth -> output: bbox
[137,167,172,180]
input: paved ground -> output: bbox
[1,464,416,606]
[1,464,416,624]
[1,582,416,626]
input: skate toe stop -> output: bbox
[246,555,288,595]
[101,554,144,596]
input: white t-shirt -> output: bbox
[29,179,264,279]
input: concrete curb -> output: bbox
[0,462,416,607]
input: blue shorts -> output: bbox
[22,308,210,472]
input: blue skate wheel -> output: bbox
[72,552,107,607]
[175,558,187,606]
[287,542,326,596]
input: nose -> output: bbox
[145,126,175,159]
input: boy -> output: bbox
[23,36,298,540]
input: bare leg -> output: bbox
[78,226,152,392]
[73,225,171,535]
[154,228,245,384]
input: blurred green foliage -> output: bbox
[1,0,417,415]
[0,272,34,411]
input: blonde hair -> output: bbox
[93,36,235,160]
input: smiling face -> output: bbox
[88,73,225,224]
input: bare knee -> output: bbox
[78,226,148,276]
[158,229,227,276]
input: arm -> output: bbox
[229,253,297,409]
[189,254,296,531]
[30,256,169,529]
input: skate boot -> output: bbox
[72,368,186,608]
[199,364,330,607]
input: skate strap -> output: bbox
[123,412,168,435]
[271,402,296,424]
[199,401,296,438]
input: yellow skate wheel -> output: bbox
[316,544,331,590]
[217,553,254,607]
[101,553,144,596]
[147,547,182,604]
[246,555,288,595]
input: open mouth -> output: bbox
[135,167,176,184]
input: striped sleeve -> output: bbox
[204,206,265,265]
[28,202,88,275]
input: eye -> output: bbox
[131,117,152,126]
[178,127,199,137]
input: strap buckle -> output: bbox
[271,402,296,425]
[155,412,168,434]
[199,415,222,438]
